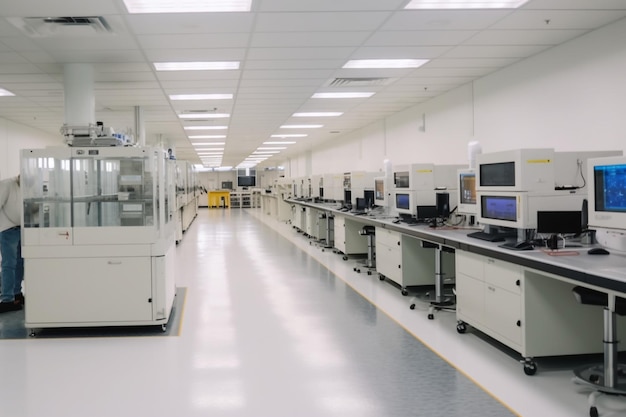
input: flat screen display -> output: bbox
[480,162,515,187]
[536,211,582,235]
[417,205,438,220]
[355,197,367,211]
[237,176,255,187]
[395,193,410,210]
[344,189,351,203]
[364,190,375,208]
[394,171,410,188]
[481,195,517,222]
[593,164,626,212]
[459,172,476,205]
[375,179,385,200]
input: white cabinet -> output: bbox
[376,227,454,293]
[456,250,626,370]
[333,215,367,255]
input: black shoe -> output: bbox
[0,301,22,313]
[14,294,24,305]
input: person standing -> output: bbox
[0,175,23,312]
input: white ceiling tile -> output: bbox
[251,32,371,48]
[258,0,406,12]
[443,44,551,59]
[255,12,392,32]
[0,0,119,16]
[424,58,521,68]
[491,10,626,30]
[241,69,335,80]
[137,33,251,49]
[382,10,512,31]
[465,29,588,45]
[348,46,454,59]
[247,47,356,61]
[521,0,626,10]
[125,14,256,35]
[365,30,478,46]
[244,59,344,70]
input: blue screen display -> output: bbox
[594,164,626,212]
[395,193,410,210]
[481,196,517,221]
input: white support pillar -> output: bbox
[134,106,145,146]
[63,63,95,126]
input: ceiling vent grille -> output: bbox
[8,16,113,37]
[325,77,393,87]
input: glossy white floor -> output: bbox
[0,208,622,417]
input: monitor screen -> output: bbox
[319,187,324,198]
[593,164,626,212]
[480,162,515,187]
[536,211,582,235]
[394,171,410,188]
[459,172,476,205]
[221,181,233,190]
[396,193,410,210]
[344,189,352,203]
[364,190,375,208]
[237,176,256,187]
[355,197,367,211]
[481,195,517,222]
[375,179,385,201]
[417,205,438,220]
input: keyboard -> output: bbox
[467,231,506,242]
[499,241,534,251]
[401,217,418,224]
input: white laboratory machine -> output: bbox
[21,145,177,334]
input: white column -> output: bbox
[63,63,95,126]
[134,106,145,146]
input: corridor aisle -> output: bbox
[0,208,581,416]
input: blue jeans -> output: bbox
[0,227,24,303]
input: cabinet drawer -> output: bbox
[455,251,484,280]
[376,241,402,266]
[375,227,401,248]
[484,258,522,294]
[485,285,522,347]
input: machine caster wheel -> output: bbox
[409,304,416,310]
[342,256,348,261]
[523,362,537,376]
[355,269,361,273]
[161,324,167,332]
[367,271,372,276]
[353,267,357,271]
[321,249,325,252]
[428,314,434,320]
[456,323,467,333]
[590,406,598,417]
[29,331,36,337]
[401,289,408,296]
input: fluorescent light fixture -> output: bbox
[198,152,224,155]
[256,147,287,150]
[263,141,296,145]
[405,0,529,9]
[253,151,280,154]
[270,134,308,138]
[196,148,225,152]
[280,125,323,129]
[191,142,226,146]
[292,112,343,117]
[312,92,375,99]
[184,126,228,130]
[343,59,429,69]
[179,113,230,119]
[170,94,233,100]
[188,135,227,139]
[154,62,239,71]
[123,0,252,13]
[0,88,15,97]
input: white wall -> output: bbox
[282,17,626,176]
[0,117,61,179]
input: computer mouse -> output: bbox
[588,247,610,255]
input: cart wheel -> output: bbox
[29,330,36,337]
[456,323,467,333]
[378,274,385,281]
[342,256,348,261]
[590,406,598,417]
[367,271,372,275]
[428,314,434,320]
[523,362,537,376]
[353,267,357,271]
[356,269,361,273]
[409,304,416,310]
[161,324,167,332]
[401,289,408,296]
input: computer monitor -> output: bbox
[343,189,352,205]
[355,197,367,212]
[536,211,582,236]
[416,205,438,221]
[436,192,450,218]
[237,176,255,187]
[364,189,375,208]
[394,192,414,216]
[480,195,517,222]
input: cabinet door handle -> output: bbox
[487,258,495,264]
[487,286,495,292]
[108,261,122,265]
[398,265,401,269]
[516,279,521,286]
[516,320,521,327]
[397,241,400,245]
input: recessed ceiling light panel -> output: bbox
[179,113,230,119]
[170,94,233,100]
[280,125,323,129]
[312,92,374,99]
[343,59,429,69]
[404,0,529,9]
[155,62,239,71]
[0,88,15,96]
[292,112,343,117]
[123,0,252,13]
